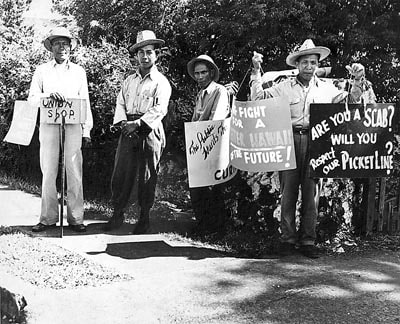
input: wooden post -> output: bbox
[378,178,386,232]
[365,178,377,234]
[59,116,66,238]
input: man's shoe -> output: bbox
[32,223,56,232]
[69,224,87,233]
[103,213,124,231]
[279,242,297,256]
[132,219,150,235]
[299,245,320,259]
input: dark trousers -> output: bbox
[280,132,317,246]
[111,124,164,216]
[190,184,226,232]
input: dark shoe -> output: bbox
[279,242,297,256]
[32,223,56,232]
[299,245,320,259]
[69,224,87,233]
[132,219,150,235]
[103,212,124,231]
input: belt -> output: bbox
[127,114,143,121]
[292,126,309,135]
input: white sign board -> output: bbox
[230,98,296,172]
[40,97,87,124]
[4,100,38,146]
[185,118,237,188]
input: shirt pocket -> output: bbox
[139,94,155,113]
[289,97,302,118]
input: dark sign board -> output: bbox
[309,103,398,178]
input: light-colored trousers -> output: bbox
[39,123,84,225]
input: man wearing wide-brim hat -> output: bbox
[28,27,93,233]
[186,54,231,233]
[250,39,366,258]
[104,30,171,234]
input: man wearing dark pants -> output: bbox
[187,54,231,233]
[104,30,171,234]
[251,40,365,258]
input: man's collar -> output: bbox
[293,75,320,87]
[51,59,70,68]
[202,81,217,94]
[135,65,158,79]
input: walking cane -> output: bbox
[59,115,66,238]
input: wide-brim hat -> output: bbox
[43,27,78,51]
[187,54,220,82]
[129,30,165,53]
[286,39,330,67]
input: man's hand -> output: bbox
[346,63,365,81]
[347,63,367,97]
[82,137,92,148]
[122,120,140,138]
[225,81,239,96]
[49,92,66,102]
[252,51,263,71]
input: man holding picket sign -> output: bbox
[187,54,235,233]
[251,39,365,258]
[28,27,93,233]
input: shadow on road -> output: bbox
[88,240,227,260]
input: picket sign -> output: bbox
[40,97,87,124]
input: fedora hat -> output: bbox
[129,30,165,53]
[187,54,220,82]
[286,39,330,67]
[43,27,78,51]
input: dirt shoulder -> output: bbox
[1,185,400,324]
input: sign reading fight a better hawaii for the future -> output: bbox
[229,98,296,172]
[310,103,398,178]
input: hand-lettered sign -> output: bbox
[309,103,398,178]
[185,118,237,188]
[229,98,296,172]
[40,97,87,124]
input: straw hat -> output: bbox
[43,27,78,51]
[187,55,220,82]
[286,39,330,67]
[129,30,165,53]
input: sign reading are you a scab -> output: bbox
[40,97,87,124]
[309,103,398,178]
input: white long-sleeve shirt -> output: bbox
[28,59,93,138]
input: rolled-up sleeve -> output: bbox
[250,71,283,100]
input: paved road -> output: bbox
[1,184,400,324]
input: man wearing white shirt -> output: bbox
[28,27,93,233]
[187,54,231,233]
[104,30,171,234]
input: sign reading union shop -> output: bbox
[309,103,398,178]
[40,97,87,124]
